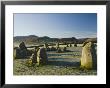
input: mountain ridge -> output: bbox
[14,35,97,44]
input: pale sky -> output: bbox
[14,13,97,38]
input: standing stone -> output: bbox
[80,42,97,69]
[18,42,27,58]
[29,54,35,65]
[14,42,33,59]
[30,47,37,63]
[56,43,59,49]
[69,44,72,47]
[19,42,27,50]
[14,42,27,59]
[37,48,48,65]
[66,44,69,47]
[63,47,67,52]
[74,43,77,47]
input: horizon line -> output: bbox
[14,35,97,39]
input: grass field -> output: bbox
[13,46,97,75]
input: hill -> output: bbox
[14,35,97,45]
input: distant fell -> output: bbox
[14,35,97,44]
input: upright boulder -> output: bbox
[56,43,59,49]
[37,48,48,65]
[80,42,97,69]
[74,43,77,47]
[14,42,27,59]
[19,42,27,50]
[14,42,33,59]
[69,44,72,47]
[19,42,27,57]
[30,47,38,63]
[66,44,69,47]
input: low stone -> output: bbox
[56,47,62,53]
[63,47,67,52]
[50,47,56,51]
[66,44,69,47]
[74,43,77,47]
[19,42,27,50]
[14,48,21,59]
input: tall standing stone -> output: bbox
[80,42,97,69]
[37,48,48,65]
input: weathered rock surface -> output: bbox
[80,42,97,69]
[14,42,32,59]
[56,43,59,49]
[37,48,48,65]
[30,47,38,63]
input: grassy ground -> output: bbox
[13,47,97,75]
[13,59,97,75]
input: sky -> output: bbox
[14,13,97,38]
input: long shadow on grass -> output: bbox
[47,60,80,67]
